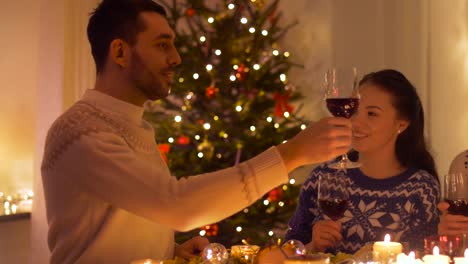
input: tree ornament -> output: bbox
[177,135,190,145]
[197,137,215,160]
[236,63,249,81]
[158,144,170,164]
[202,243,229,264]
[273,91,294,117]
[185,8,196,17]
[205,86,219,99]
[267,187,284,202]
[202,223,219,236]
[253,0,265,9]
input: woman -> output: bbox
[285,69,440,254]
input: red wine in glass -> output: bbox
[446,199,468,217]
[326,98,359,118]
[319,199,349,221]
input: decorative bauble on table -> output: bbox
[202,243,229,264]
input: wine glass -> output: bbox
[318,172,349,221]
[323,67,361,169]
[443,173,468,217]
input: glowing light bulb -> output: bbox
[301,124,307,130]
[283,111,290,118]
[289,178,296,185]
[249,27,255,33]
[263,200,269,205]
[230,75,236,81]
[228,3,235,9]
[280,73,287,82]
[206,64,213,71]
[195,135,201,140]
[235,105,243,112]
[253,64,260,70]
[250,126,256,132]
[203,123,211,130]
[215,49,222,56]
[198,152,204,158]
[236,226,242,232]
[284,51,290,57]
[240,17,248,24]
[268,231,274,236]
[266,116,273,122]
[193,73,199,79]
[261,30,268,36]
[272,50,279,56]
[174,115,182,122]
[208,17,214,23]
[168,137,174,143]
[199,230,207,236]
[200,36,206,42]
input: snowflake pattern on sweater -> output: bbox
[285,165,440,254]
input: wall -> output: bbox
[0,0,40,194]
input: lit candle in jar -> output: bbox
[373,234,403,263]
[454,248,468,264]
[422,246,450,264]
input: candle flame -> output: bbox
[384,234,391,242]
[433,246,439,256]
[409,251,415,260]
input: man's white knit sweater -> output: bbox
[41,89,289,264]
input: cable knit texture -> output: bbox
[41,89,289,264]
[285,165,440,254]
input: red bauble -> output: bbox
[205,86,219,98]
[158,144,171,164]
[267,187,284,202]
[185,8,196,17]
[202,224,219,236]
[177,135,190,145]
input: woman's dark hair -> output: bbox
[87,0,167,74]
[359,69,438,180]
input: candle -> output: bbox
[454,248,468,264]
[397,251,416,264]
[422,246,450,264]
[373,234,403,263]
[231,245,260,264]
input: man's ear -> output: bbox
[110,39,128,68]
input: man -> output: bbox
[41,0,352,263]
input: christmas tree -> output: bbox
[144,0,309,247]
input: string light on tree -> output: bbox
[200,36,206,42]
[289,178,296,185]
[208,17,215,23]
[236,226,242,232]
[253,64,260,70]
[280,74,287,83]
[249,27,255,33]
[284,51,290,57]
[174,115,182,122]
[228,3,235,9]
[261,30,268,36]
[240,17,248,24]
[168,137,174,143]
[272,50,279,56]
[215,49,222,56]
[193,73,200,79]
[206,64,213,71]
[301,124,307,130]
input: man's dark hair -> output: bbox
[87,0,167,73]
